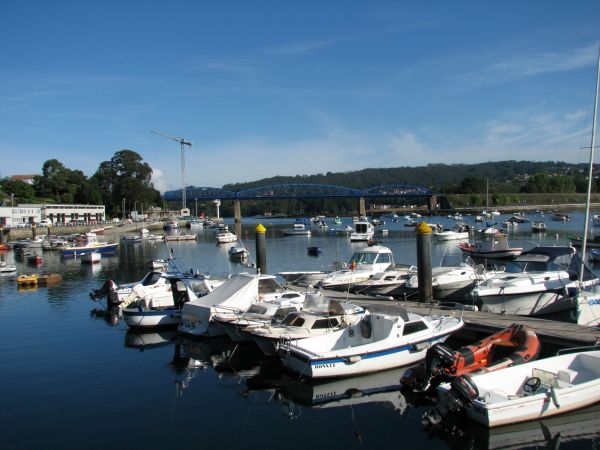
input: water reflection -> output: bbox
[429,402,600,450]
[89,304,121,326]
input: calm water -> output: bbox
[1,211,599,450]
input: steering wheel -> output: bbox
[523,377,541,393]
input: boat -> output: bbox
[164,233,197,241]
[424,349,600,428]
[228,242,249,260]
[531,221,546,232]
[0,243,9,251]
[306,246,322,256]
[434,230,470,242]
[0,262,17,274]
[550,212,570,221]
[401,324,541,392]
[350,220,375,241]
[458,234,522,260]
[27,254,43,265]
[282,227,311,236]
[178,273,304,338]
[17,274,39,286]
[121,273,221,329]
[61,232,119,258]
[568,235,600,248]
[317,245,395,290]
[404,260,483,301]
[278,307,464,379]
[473,246,599,316]
[349,265,416,297]
[187,220,204,229]
[594,214,600,226]
[245,292,367,356]
[38,273,62,285]
[146,234,165,241]
[147,258,169,270]
[213,293,306,342]
[163,220,179,231]
[121,235,142,244]
[81,252,101,264]
[216,228,237,244]
[12,237,44,249]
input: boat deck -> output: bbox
[303,288,600,347]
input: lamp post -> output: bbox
[195,198,198,218]
[11,193,14,207]
[122,198,126,220]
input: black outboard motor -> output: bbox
[90,279,117,301]
[421,375,479,428]
[402,343,456,392]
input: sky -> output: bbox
[1,1,599,193]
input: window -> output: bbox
[247,304,268,315]
[403,321,428,335]
[312,318,340,329]
[258,278,284,294]
[273,307,295,321]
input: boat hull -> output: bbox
[122,307,182,329]
[61,242,118,257]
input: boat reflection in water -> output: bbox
[245,363,413,420]
[430,402,600,450]
[89,304,121,326]
[124,329,178,350]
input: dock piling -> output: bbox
[255,224,267,274]
[416,220,433,302]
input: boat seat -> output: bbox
[557,368,576,386]
[483,388,509,403]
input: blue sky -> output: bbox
[1,1,599,193]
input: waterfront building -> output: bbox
[19,203,106,224]
[0,206,42,227]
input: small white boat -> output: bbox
[164,233,196,241]
[147,258,169,270]
[434,230,470,242]
[458,234,522,260]
[140,228,149,235]
[81,252,101,264]
[146,234,165,241]
[178,273,303,337]
[428,349,600,428]
[0,262,17,273]
[216,228,237,244]
[122,235,142,244]
[282,227,311,236]
[279,309,464,378]
[350,220,375,241]
[531,221,546,232]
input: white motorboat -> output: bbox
[473,246,599,316]
[318,245,395,290]
[216,228,237,244]
[282,227,311,236]
[246,292,367,356]
[164,233,196,241]
[349,265,417,296]
[121,274,222,329]
[427,349,600,428]
[0,262,17,274]
[12,236,45,249]
[404,261,482,301]
[90,267,177,305]
[279,308,464,379]
[531,221,546,232]
[81,252,101,264]
[146,234,165,241]
[458,234,522,260]
[213,294,306,342]
[434,230,470,242]
[178,273,304,337]
[350,220,375,241]
[61,232,119,257]
[147,258,169,270]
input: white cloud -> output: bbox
[151,167,170,193]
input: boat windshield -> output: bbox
[258,278,285,294]
[504,261,558,273]
[349,251,378,265]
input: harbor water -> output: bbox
[1,211,599,450]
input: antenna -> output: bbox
[150,130,193,209]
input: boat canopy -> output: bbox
[183,274,258,312]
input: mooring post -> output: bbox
[359,197,366,217]
[32,223,37,240]
[234,200,242,238]
[0,226,4,244]
[255,223,267,274]
[416,220,433,302]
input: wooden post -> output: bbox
[234,200,242,238]
[32,223,37,239]
[255,223,267,274]
[416,220,433,302]
[0,227,4,244]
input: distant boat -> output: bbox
[81,252,101,264]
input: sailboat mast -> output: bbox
[579,47,600,283]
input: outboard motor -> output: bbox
[89,279,117,301]
[421,375,479,428]
[402,343,456,392]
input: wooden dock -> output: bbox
[315,288,600,347]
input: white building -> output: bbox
[19,204,106,225]
[0,206,42,228]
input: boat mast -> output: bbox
[579,47,600,284]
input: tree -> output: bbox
[0,178,35,201]
[91,150,161,216]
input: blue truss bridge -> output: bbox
[164,183,433,201]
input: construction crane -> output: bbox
[150,130,193,209]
